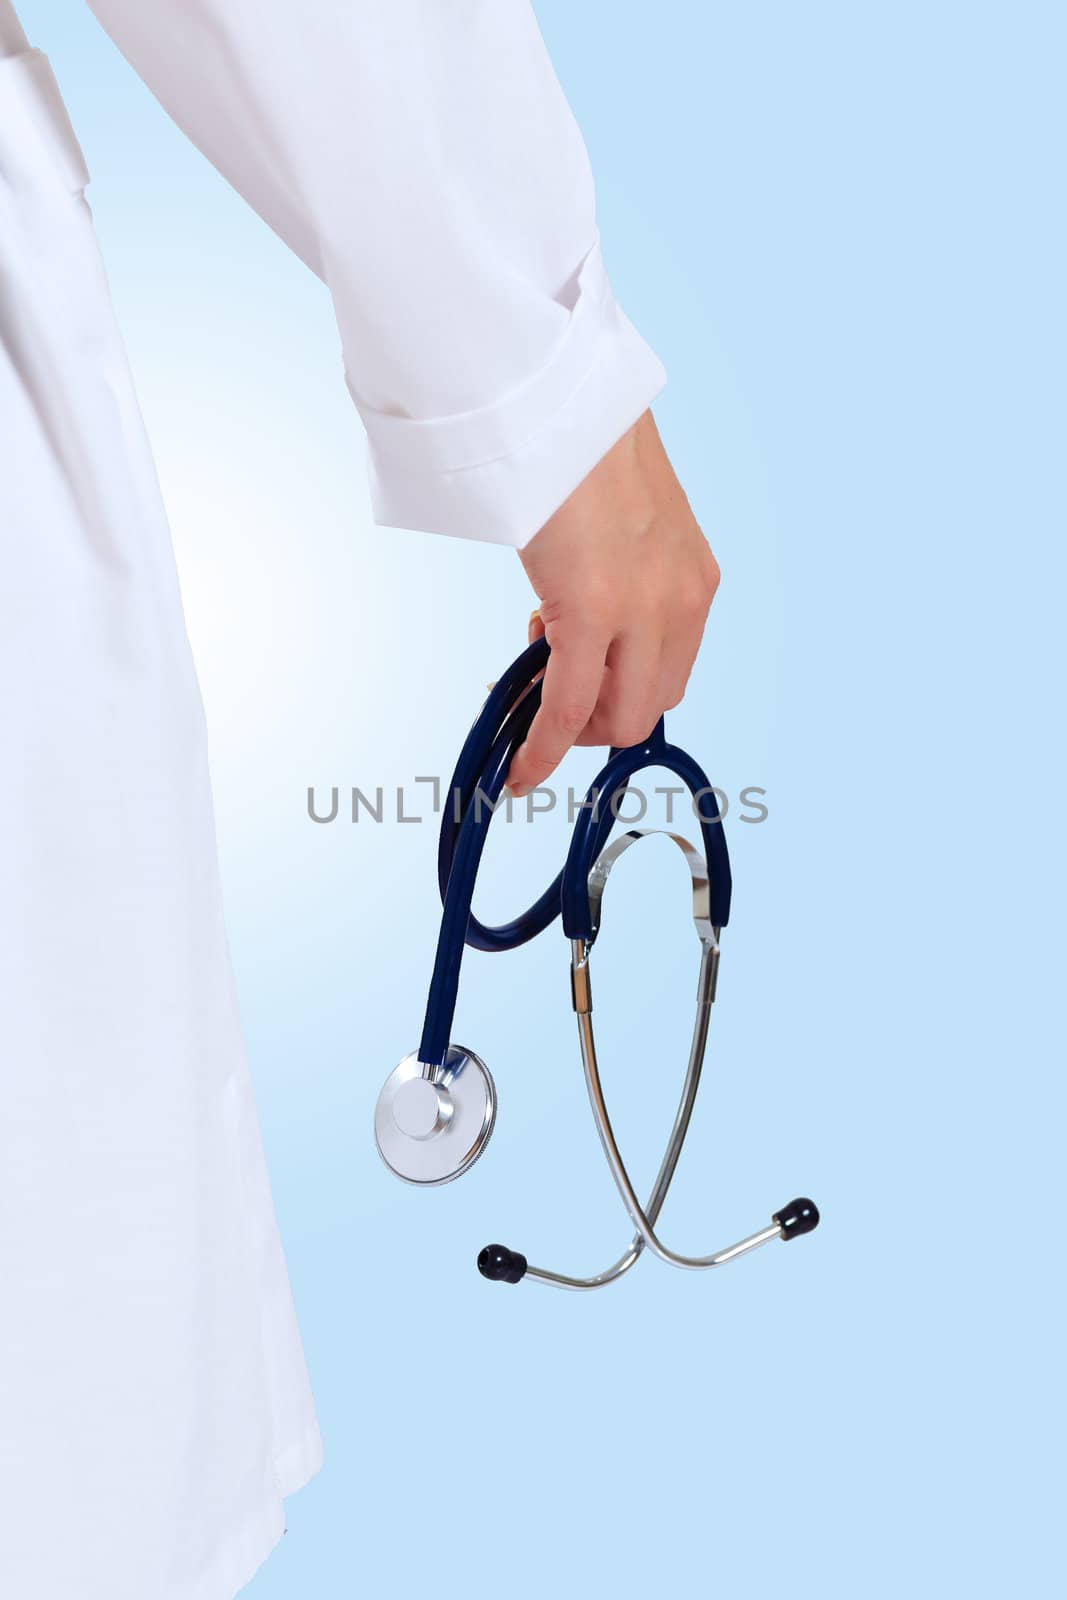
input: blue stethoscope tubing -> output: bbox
[418,635,733,1070]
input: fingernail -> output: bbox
[508,782,531,799]
[529,609,541,628]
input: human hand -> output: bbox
[507,410,720,796]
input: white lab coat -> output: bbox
[0,3,664,1596]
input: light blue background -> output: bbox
[17,2,1064,1595]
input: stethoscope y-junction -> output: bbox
[375,638,819,1289]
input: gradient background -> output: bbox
[15,3,1064,1596]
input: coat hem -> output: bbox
[178,1424,324,1600]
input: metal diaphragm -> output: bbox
[374,1045,496,1185]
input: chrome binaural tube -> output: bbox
[520,926,784,1288]
[477,830,817,1290]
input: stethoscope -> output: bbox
[374,637,819,1289]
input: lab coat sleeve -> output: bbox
[85,1,667,548]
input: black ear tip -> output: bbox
[477,1243,528,1283]
[773,1198,820,1240]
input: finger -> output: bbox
[655,621,704,714]
[528,607,545,644]
[580,630,663,750]
[507,630,609,795]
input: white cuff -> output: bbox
[357,240,667,550]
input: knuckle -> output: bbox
[555,701,596,738]
[521,731,557,767]
[667,566,717,626]
[679,587,708,621]
[703,549,722,595]
[515,750,553,784]
[689,571,718,613]
[609,713,657,749]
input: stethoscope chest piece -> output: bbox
[375,1045,496,1185]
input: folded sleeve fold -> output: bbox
[86,0,666,547]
